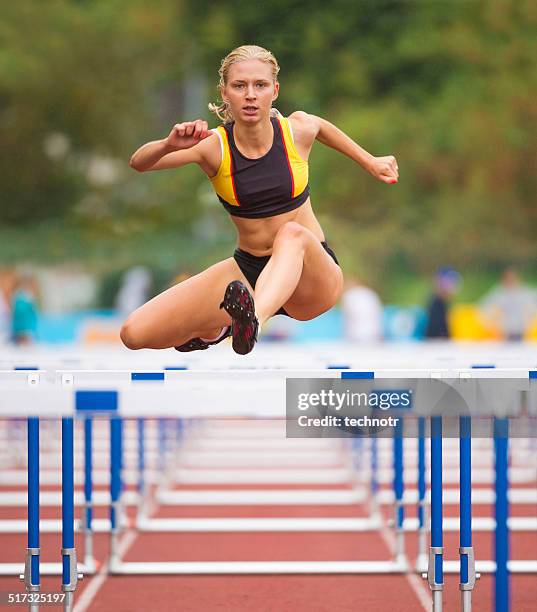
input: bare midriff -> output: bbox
[230,198,324,256]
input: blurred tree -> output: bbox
[0,0,535,287]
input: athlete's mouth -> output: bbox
[243,106,258,112]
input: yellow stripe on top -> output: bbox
[277,116,309,199]
[210,126,239,207]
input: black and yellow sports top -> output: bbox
[210,114,309,219]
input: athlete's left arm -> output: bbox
[289,111,398,185]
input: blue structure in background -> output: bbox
[292,307,343,342]
[34,305,428,344]
[36,310,116,344]
[383,305,427,341]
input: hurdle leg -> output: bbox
[118,417,126,529]
[393,420,407,569]
[369,437,381,521]
[159,418,176,490]
[175,418,183,451]
[21,417,40,611]
[351,437,362,467]
[427,416,443,612]
[62,417,80,611]
[494,418,510,612]
[136,418,146,521]
[416,417,428,572]
[82,417,95,571]
[109,417,122,572]
[459,416,477,611]
[158,418,166,472]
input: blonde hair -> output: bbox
[208,45,280,124]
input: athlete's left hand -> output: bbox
[368,156,399,184]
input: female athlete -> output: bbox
[122,45,398,355]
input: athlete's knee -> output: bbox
[120,317,146,350]
[274,221,307,248]
[291,304,331,322]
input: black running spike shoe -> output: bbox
[174,326,231,352]
[219,280,259,355]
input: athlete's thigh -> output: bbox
[283,238,344,320]
[124,258,252,346]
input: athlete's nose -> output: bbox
[246,85,257,100]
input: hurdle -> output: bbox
[139,431,384,533]
[82,367,536,612]
[2,414,85,612]
[0,371,94,583]
[72,368,411,575]
[1,365,536,612]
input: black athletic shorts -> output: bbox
[233,241,339,317]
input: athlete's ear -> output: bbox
[272,81,280,101]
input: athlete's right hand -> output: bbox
[166,120,210,150]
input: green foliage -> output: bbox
[0,0,535,295]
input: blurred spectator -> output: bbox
[115,266,152,319]
[341,277,383,342]
[0,269,14,343]
[11,274,39,345]
[424,267,461,339]
[480,267,537,341]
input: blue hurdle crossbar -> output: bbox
[131,372,165,381]
[341,371,375,379]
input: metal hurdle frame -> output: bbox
[427,415,444,612]
[114,368,407,573]
[0,366,536,612]
[63,368,537,583]
[13,410,83,612]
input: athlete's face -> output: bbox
[222,60,279,123]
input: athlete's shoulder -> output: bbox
[287,111,319,144]
[289,110,320,130]
[287,110,311,122]
[196,127,221,151]
[193,128,222,177]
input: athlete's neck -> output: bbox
[233,118,274,158]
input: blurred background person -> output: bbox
[10,274,39,345]
[114,266,153,320]
[0,269,15,344]
[424,267,461,339]
[341,276,383,342]
[480,267,537,341]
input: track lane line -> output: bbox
[72,527,139,612]
[378,511,431,611]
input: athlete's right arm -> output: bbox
[129,120,218,175]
